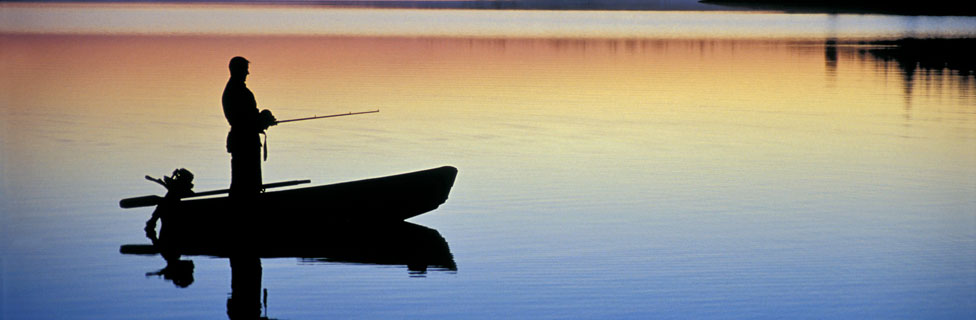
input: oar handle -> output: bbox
[120,244,160,255]
[119,195,163,209]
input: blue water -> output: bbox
[2,5,975,319]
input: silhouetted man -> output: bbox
[223,56,275,198]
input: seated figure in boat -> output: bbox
[222,56,277,198]
[144,168,195,238]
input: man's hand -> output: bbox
[259,109,277,130]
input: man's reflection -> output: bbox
[227,257,264,320]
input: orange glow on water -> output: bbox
[4,35,972,180]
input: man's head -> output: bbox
[229,56,249,79]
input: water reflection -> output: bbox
[433,36,976,111]
[460,36,975,117]
[121,221,455,318]
[228,257,264,320]
[824,38,976,113]
[824,39,838,72]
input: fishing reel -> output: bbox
[259,109,277,131]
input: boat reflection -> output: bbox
[121,221,456,319]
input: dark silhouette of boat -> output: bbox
[122,221,457,275]
[122,165,457,244]
[123,166,457,261]
[122,221,456,319]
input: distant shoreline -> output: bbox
[4,3,975,39]
[4,0,976,16]
[0,0,731,11]
[700,0,976,16]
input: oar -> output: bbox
[120,244,160,255]
[119,179,311,209]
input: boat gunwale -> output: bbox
[176,165,458,205]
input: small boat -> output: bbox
[126,166,458,249]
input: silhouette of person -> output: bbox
[223,57,276,198]
[144,168,195,234]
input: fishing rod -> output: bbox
[260,109,378,161]
[275,110,379,124]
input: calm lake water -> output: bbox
[2,4,975,319]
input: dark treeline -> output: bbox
[701,0,976,16]
[3,0,732,11]
[12,0,975,14]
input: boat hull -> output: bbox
[157,166,458,249]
